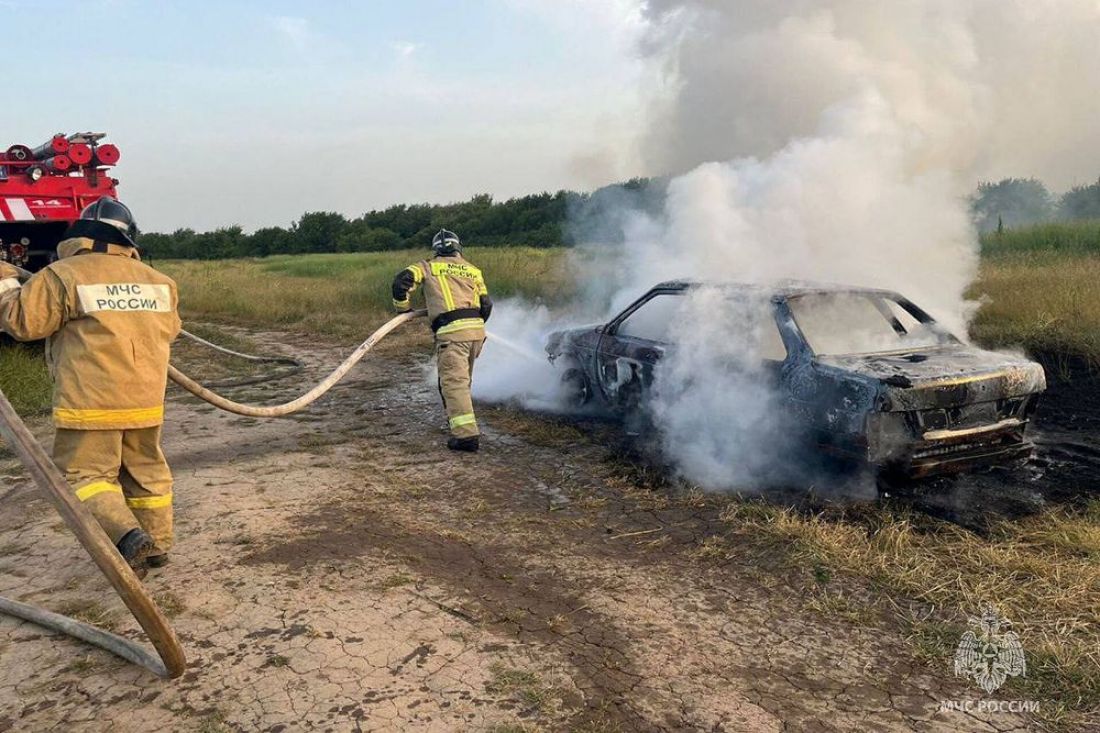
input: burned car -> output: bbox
[546,281,1047,477]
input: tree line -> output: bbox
[970,177,1100,232]
[141,191,575,260]
[141,176,1100,259]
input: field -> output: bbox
[1,225,1099,730]
[158,225,1100,363]
[156,247,571,339]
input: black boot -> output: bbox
[447,436,480,453]
[146,553,169,569]
[116,528,155,579]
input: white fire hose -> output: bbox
[170,309,424,416]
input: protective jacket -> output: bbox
[0,237,181,430]
[392,253,492,342]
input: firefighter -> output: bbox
[0,198,181,578]
[392,229,492,452]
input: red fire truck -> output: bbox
[0,132,122,272]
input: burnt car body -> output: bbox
[546,281,1047,477]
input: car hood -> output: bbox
[815,345,1047,410]
[546,324,602,351]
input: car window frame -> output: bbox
[783,290,959,357]
[605,287,686,343]
[605,286,794,365]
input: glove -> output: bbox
[0,263,21,293]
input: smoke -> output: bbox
[473,304,574,412]
[476,0,1100,490]
[641,1,1100,190]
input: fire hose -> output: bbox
[0,270,426,676]
[169,309,424,416]
[0,388,186,678]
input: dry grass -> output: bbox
[158,243,1100,370]
[481,405,588,448]
[53,599,122,633]
[719,499,1100,729]
[159,247,571,340]
[970,253,1100,365]
[485,663,559,714]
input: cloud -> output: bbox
[391,40,421,58]
[268,15,316,54]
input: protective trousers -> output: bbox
[436,338,484,439]
[52,427,173,553]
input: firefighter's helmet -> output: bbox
[80,197,138,244]
[432,229,461,255]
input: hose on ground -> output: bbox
[176,329,303,389]
[168,310,425,417]
[0,388,187,678]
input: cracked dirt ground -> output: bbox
[0,330,1036,732]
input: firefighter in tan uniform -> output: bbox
[392,229,492,452]
[0,198,181,578]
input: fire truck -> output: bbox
[0,133,121,272]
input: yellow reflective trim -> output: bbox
[449,413,477,428]
[393,298,411,311]
[75,481,123,502]
[127,493,173,510]
[437,273,456,311]
[407,265,424,283]
[53,405,164,426]
[436,318,485,335]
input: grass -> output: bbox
[972,220,1100,364]
[485,663,558,714]
[159,247,571,339]
[0,344,51,415]
[153,234,1100,365]
[718,499,1100,730]
[981,220,1100,259]
[153,591,186,618]
[970,253,1100,365]
[53,599,121,633]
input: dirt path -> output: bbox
[0,330,1035,732]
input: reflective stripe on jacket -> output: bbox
[392,254,491,342]
[0,237,182,429]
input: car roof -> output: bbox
[651,279,905,300]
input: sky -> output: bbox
[2,0,647,231]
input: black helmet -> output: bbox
[63,197,138,247]
[431,229,461,255]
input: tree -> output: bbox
[248,226,292,256]
[970,178,1054,232]
[291,211,349,253]
[1058,178,1100,221]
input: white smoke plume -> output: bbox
[641,0,1100,190]
[477,1,1100,489]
